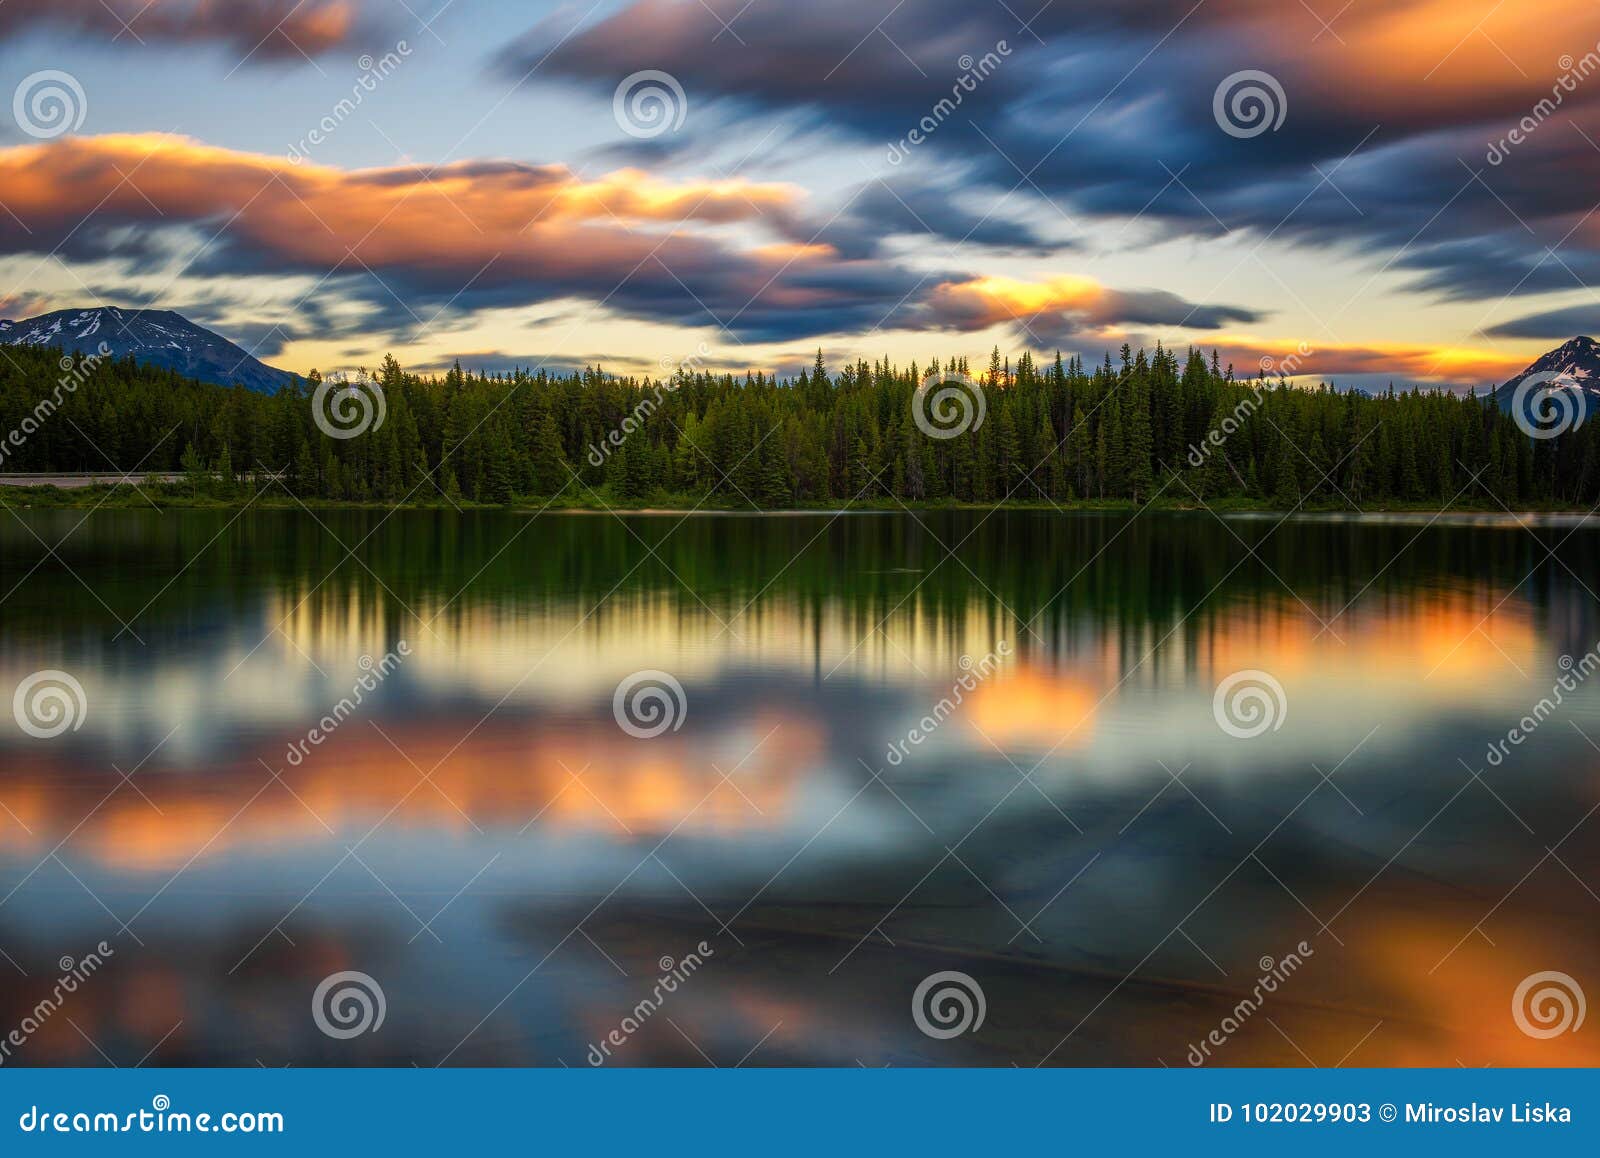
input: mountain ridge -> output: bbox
[0,306,295,394]
[1492,335,1600,412]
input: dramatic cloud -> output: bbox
[0,293,51,321]
[409,351,664,378]
[1485,305,1600,341]
[1211,337,1529,384]
[0,0,370,58]
[922,276,1262,345]
[509,0,1600,307]
[820,181,1062,257]
[0,134,1258,347]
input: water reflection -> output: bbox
[0,510,1597,1066]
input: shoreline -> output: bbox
[1,483,1596,520]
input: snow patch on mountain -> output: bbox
[0,305,296,393]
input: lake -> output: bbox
[1,508,1597,1066]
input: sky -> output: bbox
[0,0,1597,390]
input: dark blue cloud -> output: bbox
[0,0,382,58]
[1485,306,1600,341]
[504,0,1600,310]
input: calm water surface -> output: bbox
[1,509,1597,1066]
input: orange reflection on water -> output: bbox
[1354,906,1600,1067]
[0,710,821,871]
[1200,587,1539,690]
[1196,889,1600,1067]
[964,665,1100,750]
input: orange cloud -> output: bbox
[0,133,801,255]
[925,274,1260,337]
[0,134,1281,348]
[1287,0,1599,108]
[928,275,1106,328]
[1214,336,1530,384]
[0,0,363,57]
[0,134,873,343]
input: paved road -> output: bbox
[0,472,186,489]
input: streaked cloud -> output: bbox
[1212,336,1530,384]
[2,0,1589,374]
[0,0,370,59]
[508,0,1600,308]
[1484,305,1600,342]
[924,275,1262,344]
[0,133,1261,347]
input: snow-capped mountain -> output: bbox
[0,306,295,393]
[1493,336,1600,421]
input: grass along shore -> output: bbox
[1,480,1594,516]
